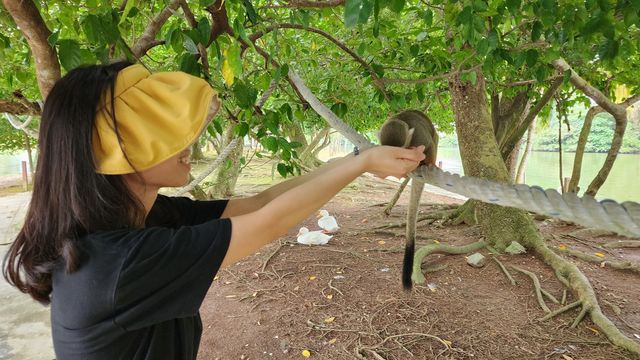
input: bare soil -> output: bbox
[196,169,640,360]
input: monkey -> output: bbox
[378,110,438,290]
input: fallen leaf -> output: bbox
[328,338,337,344]
[587,326,600,335]
[562,355,574,360]
[594,252,605,258]
[377,240,386,245]
[558,244,567,250]
[326,294,333,300]
[324,316,335,323]
[309,276,317,281]
[301,349,311,357]
[600,261,606,268]
[433,240,440,244]
[442,339,452,346]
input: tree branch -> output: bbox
[130,0,181,58]
[206,0,234,44]
[0,99,41,116]
[2,0,61,99]
[262,0,345,8]
[179,0,210,77]
[383,64,482,85]
[248,23,389,101]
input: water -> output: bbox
[318,135,640,203]
[0,152,29,176]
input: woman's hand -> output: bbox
[360,145,425,179]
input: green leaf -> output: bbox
[472,0,488,11]
[234,122,250,137]
[183,35,199,54]
[232,81,258,109]
[598,38,619,60]
[179,53,200,75]
[198,17,211,45]
[331,102,348,118]
[359,0,373,23]
[263,136,279,152]
[47,30,60,47]
[525,49,539,67]
[409,44,419,57]
[469,71,477,85]
[457,6,473,25]
[58,39,82,71]
[487,29,498,49]
[225,43,243,77]
[476,38,489,56]
[563,69,572,84]
[531,21,543,41]
[423,9,433,27]
[243,0,259,24]
[120,0,135,24]
[344,0,362,27]
[506,0,521,15]
[416,31,428,41]
[277,163,288,178]
[389,0,405,13]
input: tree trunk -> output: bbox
[448,71,539,250]
[558,117,564,193]
[191,141,205,161]
[3,0,61,99]
[515,116,536,184]
[585,113,627,196]
[505,138,522,183]
[568,107,602,193]
[299,125,330,167]
[209,127,243,198]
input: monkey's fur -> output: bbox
[378,110,438,290]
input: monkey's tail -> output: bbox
[402,241,414,290]
[402,180,424,290]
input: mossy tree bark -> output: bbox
[209,126,244,198]
[448,71,538,250]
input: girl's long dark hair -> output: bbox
[2,61,145,304]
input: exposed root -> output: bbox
[510,265,551,313]
[261,239,291,272]
[539,300,582,321]
[492,257,516,285]
[450,199,478,225]
[571,305,590,328]
[354,332,469,359]
[555,247,640,274]
[532,241,640,355]
[603,240,640,249]
[383,177,409,216]
[412,240,486,285]
[373,210,455,230]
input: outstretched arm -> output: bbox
[221,153,361,217]
[220,145,425,268]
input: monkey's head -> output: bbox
[378,118,414,148]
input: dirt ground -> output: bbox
[194,165,640,360]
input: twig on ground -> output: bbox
[510,265,551,313]
[261,239,291,272]
[559,234,615,256]
[555,247,640,274]
[492,257,517,285]
[603,240,640,249]
[539,300,582,321]
[328,278,344,296]
[572,305,590,328]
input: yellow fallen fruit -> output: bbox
[309,276,317,280]
[326,294,333,300]
[302,349,311,357]
[324,316,335,323]
[377,240,386,245]
[433,240,440,244]
[558,244,567,250]
[328,338,337,344]
[594,252,605,258]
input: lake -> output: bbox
[318,137,640,203]
[0,152,30,177]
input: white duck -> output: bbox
[296,227,332,245]
[317,209,340,233]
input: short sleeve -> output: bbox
[146,195,228,227]
[113,218,232,330]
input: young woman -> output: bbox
[2,61,425,359]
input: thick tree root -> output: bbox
[555,247,640,274]
[492,257,516,285]
[532,241,640,355]
[450,199,478,225]
[412,240,486,285]
[603,240,640,249]
[510,266,552,313]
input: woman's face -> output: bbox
[123,96,221,190]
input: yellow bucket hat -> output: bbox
[92,64,217,174]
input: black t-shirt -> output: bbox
[51,195,231,360]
